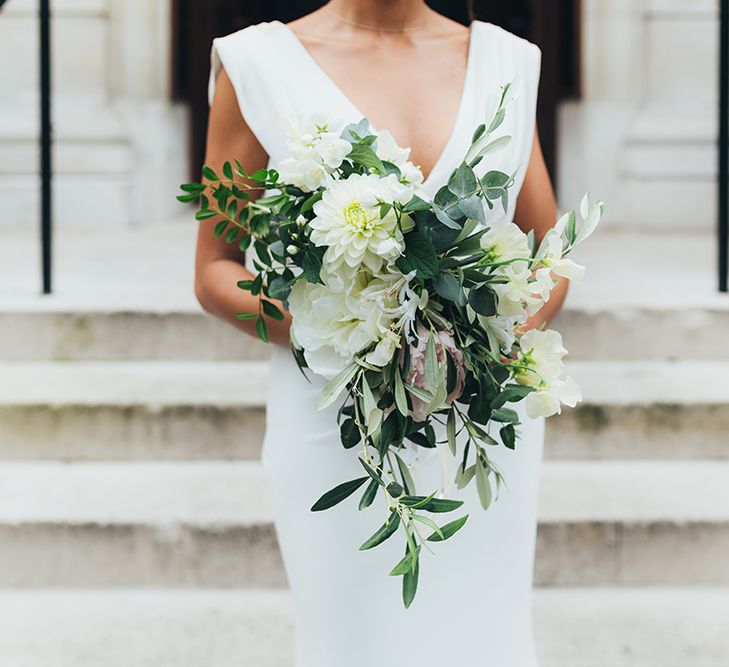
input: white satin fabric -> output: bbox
[210,20,545,666]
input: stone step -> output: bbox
[0,360,725,460]
[0,460,726,588]
[0,587,726,667]
[2,303,729,361]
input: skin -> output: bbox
[195,0,566,347]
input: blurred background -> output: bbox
[0,1,728,666]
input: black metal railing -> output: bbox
[720,0,728,292]
[40,0,52,294]
[0,0,52,293]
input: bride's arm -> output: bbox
[513,127,568,331]
[194,67,293,347]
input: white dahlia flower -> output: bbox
[310,173,413,272]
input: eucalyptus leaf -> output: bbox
[458,195,486,223]
[448,163,478,198]
[432,205,463,230]
[468,285,497,316]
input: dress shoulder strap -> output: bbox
[470,21,542,211]
[208,22,290,159]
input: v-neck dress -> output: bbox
[209,19,544,667]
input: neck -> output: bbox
[324,0,432,31]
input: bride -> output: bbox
[195,1,566,665]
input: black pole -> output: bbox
[40,0,52,294]
[720,0,728,292]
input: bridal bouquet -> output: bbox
[179,83,604,607]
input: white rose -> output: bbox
[276,157,330,192]
[288,265,417,379]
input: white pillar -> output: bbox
[559,0,718,233]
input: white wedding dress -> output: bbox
[209,19,545,667]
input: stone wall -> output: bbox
[0,0,187,227]
[559,0,719,232]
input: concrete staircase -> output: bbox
[0,224,728,666]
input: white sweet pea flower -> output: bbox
[480,218,531,265]
[493,265,544,317]
[375,130,410,164]
[532,267,557,301]
[537,231,586,282]
[310,173,412,272]
[525,376,582,419]
[514,329,581,418]
[516,329,568,385]
[375,130,424,187]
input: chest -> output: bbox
[292,33,471,180]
